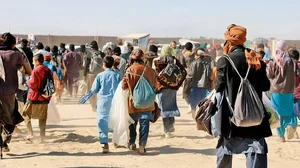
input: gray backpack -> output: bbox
[89,51,104,74]
[224,55,265,127]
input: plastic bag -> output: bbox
[262,92,280,128]
[108,83,134,146]
[47,99,60,124]
[211,91,224,137]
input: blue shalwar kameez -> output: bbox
[91,69,120,144]
[270,93,298,137]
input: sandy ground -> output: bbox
[1,89,300,168]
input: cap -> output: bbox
[44,54,51,61]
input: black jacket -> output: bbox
[21,47,34,68]
[188,56,215,89]
[215,46,272,138]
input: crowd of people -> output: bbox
[0,23,299,168]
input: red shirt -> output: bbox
[27,65,52,104]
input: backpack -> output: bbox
[128,67,156,109]
[224,55,265,127]
[39,69,55,98]
[157,56,187,90]
[196,57,214,88]
[89,51,104,74]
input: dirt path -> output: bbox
[1,91,300,168]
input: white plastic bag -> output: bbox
[262,92,280,128]
[108,83,134,146]
[47,99,61,124]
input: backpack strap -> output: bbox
[126,66,147,77]
[223,55,250,80]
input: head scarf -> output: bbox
[224,24,261,70]
[160,45,173,57]
[275,40,287,67]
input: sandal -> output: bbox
[138,148,147,155]
[102,144,109,153]
[127,143,137,151]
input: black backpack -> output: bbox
[89,51,104,74]
[39,70,55,98]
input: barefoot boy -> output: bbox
[24,54,54,142]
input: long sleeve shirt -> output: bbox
[63,51,83,74]
[91,68,120,100]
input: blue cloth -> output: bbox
[129,112,151,146]
[78,91,93,104]
[188,87,207,109]
[91,69,120,99]
[157,89,180,118]
[90,68,120,144]
[276,116,298,137]
[294,98,300,120]
[43,61,63,80]
[271,93,294,117]
[271,93,298,137]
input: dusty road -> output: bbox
[1,91,300,168]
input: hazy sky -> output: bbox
[2,0,300,40]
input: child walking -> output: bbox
[23,54,54,142]
[79,56,120,153]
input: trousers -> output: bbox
[129,112,151,147]
[217,153,267,168]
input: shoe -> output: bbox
[169,127,175,133]
[127,143,137,151]
[164,132,174,138]
[102,144,109,153]
[138,146,147,155]
[286,126,295,140]
[113,143,119,148]
[294,132,300,139]
[279,136,286,142]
